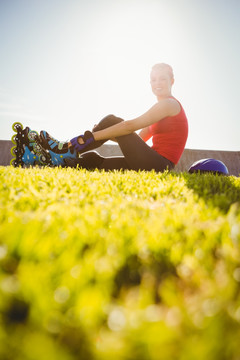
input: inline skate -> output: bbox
[10,122,51,167]
[38,130,78,166]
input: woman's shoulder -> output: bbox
[159,96,181,116]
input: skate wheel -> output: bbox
[11,134,17,144]
[33,142,42,154]
[12,122,23,132]
[11,146,18,156]
[39,154,48,165]
[28,130,39,142]
[10,158,17,166]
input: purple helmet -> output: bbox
[188,158,229,175]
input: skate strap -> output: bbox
[48,139,64,150]
[41,131,65,150]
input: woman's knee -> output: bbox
[93,114,124,132]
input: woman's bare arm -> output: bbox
[138,127,152,142]
[92,98,180,142]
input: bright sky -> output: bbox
[0,0,239,151]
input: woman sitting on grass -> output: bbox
[42,63,188,172]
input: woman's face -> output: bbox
[150,69,174,99]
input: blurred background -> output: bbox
[0,0,239,150]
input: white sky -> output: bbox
[0,0,239,150]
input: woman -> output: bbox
[42,63,188,171]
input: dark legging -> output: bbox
[75,115,174,172]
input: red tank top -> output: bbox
[149,98,188,164]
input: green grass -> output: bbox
[0,166,240,360]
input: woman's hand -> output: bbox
[69,131,95,153]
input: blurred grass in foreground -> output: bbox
[0,166,240,360]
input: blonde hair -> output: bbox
[151,63,174,80]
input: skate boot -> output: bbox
[39,130,78,166]
[10,122,51,167]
